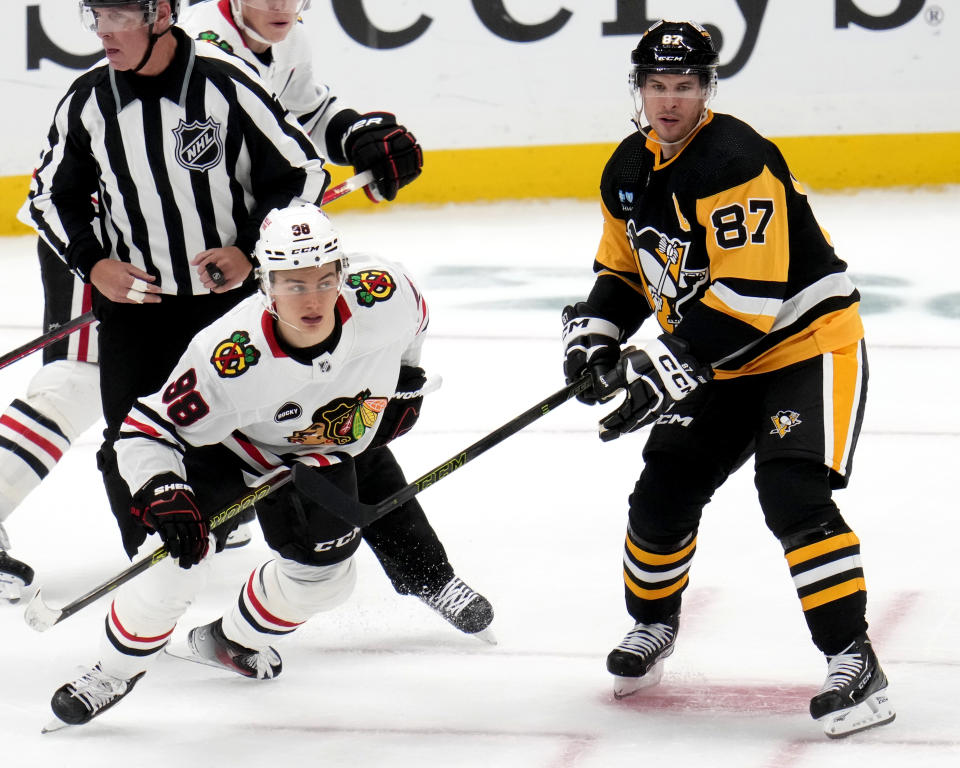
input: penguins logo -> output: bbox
[770,409,802,438]
[211,331,261,378]
[347,269,395,307]
[287,390,388,445]
[627,223,706,326]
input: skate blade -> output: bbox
[0,579,24,604]
[470,627,498,646]
[164,642,229,672]
[820,690,896,738]
[612,660,666,700]
[41,716,73,734]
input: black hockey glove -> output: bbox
[561,302,622,405]
[131,473,209,569]
[343,112,423,202]
[370,365,427,448]
[597,334,712,442]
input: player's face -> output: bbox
[640,73,706,145]
[271,264,342,348]
[241,0,307,44]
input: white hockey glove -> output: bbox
[561,302,622,405]
[597,335,712,442]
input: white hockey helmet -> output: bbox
[255,205,347,300]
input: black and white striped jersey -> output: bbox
[22,26,330,296]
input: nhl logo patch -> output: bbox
[173,117,223,172]
[211,331,260,378]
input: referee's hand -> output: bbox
[91,261,161,304]
[192,246,252,293]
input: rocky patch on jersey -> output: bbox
[627,221,706,327]
[211,331,261,378]
[770,409,802,438]
[274,402,302,423]
[173,117,223,173]
[196,30,234,54]
[287,390,388,446]
[347,269,396,306]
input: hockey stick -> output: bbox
[23,471,291,632]
[293,374,593,527]
[322,169,375,206]
[0,311,96,373]
[0,172,369,368]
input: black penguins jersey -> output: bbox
[594,111,863,378]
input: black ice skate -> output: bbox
[166,618,282,679]
[606,614,679,699]
[418,576,496,644]
[810,634,895,738]
[44,664,145,732]
[0,523,34,603]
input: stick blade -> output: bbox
[23,588,62,632]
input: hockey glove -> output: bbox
[597,335,712,442]
[369,365,427,448]
[342,112,423,203]
[131,473,209,569]
[561,302,622,405]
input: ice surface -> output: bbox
[0,189,958,766]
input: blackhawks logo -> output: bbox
[347,269,395,306]
[287,390,388,446]
[211,331,261,378]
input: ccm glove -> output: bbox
[343,112,423,202]
[131,473,209,569]
[370,365,427,448]
[561,302,622,405]
[597,334,712,442]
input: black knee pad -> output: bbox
[754,458,840,539]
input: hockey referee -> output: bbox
[21,0,329,557]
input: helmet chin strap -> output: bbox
[131,23,172,73]
[229,4,275,48]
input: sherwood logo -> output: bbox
[25,1,928,76]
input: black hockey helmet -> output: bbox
[79,0,180,25]
[630,20,718,85]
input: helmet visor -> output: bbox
[261,263,345,297]
[239,0,309,12]
[79,2,156,33]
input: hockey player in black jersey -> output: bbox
[561,20,893,738]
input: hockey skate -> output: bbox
[44,664,145,732]
[166,618,282,679]
[810,634,895,738]
[0,522,34,603]
[606,614,679,699]
[418,576,496,644]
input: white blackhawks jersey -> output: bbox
[178,0,351,159]
[116,255,429,494]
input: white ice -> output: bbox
[0,189,958,767]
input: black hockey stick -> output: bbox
[0,311,96,372]
[293,374,593,527]
[23,471,291,632]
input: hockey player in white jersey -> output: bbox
[1,0,423,598]
[46,205,489,730]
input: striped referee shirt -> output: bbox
[23,26,329,296]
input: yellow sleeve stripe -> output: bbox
[625,535,697,566]
[785,531,861,567]
[700,283,780,334]
[799,578,867,612]
[624,571,689,600]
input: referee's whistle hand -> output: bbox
[192,246,252,293]
[91,260,161,305]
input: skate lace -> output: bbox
[616,622,675,656]
[68,667,128,713]
[426,577,478,618]
[250,647,282,679]
[819,650,864,693]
